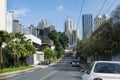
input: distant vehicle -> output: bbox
[71,59,80,67]
[82,61,120,80]
[38,61,49,65]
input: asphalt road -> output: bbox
[5,53,82,80]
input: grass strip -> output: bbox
[0,66,33,73]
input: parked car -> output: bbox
[71,59,80,67]
[38,61,49,65]
[82,61,120,80]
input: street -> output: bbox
[5,53,82,80]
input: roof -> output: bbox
[24,34,41,45]
[95,61,120,64]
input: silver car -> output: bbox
[71,59,80,67]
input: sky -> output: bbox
[7,0,120,39]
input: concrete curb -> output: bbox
[0,59,60,80]
[0,68,38,80]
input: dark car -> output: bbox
[71,59,80,67]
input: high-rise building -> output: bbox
[64,17,76,36]
[64,17,78,46]
[82,14,93,38]
[94,15,102,31]
[28,25,37,36]
[94,13,109,31]
[0,0,7,31]
[19,24,30,34]
[102,13,109,22]
[6,11,14,33]
[37,19,55,44]
[38,19,51,29]
[13,19,20,33]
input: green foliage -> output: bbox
[48,30,59,42]
[110,4,120,55]
[77,21,115,60]
[2,32,36,68]
[55,41,64,58]
[77,4,120,60]
[0,31,10,69]
[0,31,10,44]
[48,30,68,58]
[77,14,120,61]
[76,38,89,57]
[44,47,56,63]
[58,32,69,49]
[0,66,33,73]
[6,33,36,57]
[111,4,120,26]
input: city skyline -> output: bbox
[7,0,120,39]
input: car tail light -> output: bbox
[93,78,102,80]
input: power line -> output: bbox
[77,0,84,28]
[97,0,107,15]
[107,0,116,13]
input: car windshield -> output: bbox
[94,62,120,74]
[73,59,79,62]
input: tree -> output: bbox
[44,47,56,63]
[3,32,36,67]
[77,21,113,61]
[58,32,68,49]
[0,31,9,69]
[111,4,120,26]
[76,4,120,61]
[55,41,64,58]
[110,4,120,55]
[76,38,89,57]
[48,30,65,58]
[48,30,59,42]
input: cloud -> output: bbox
[12,7,29,17]
[56,5,64,12]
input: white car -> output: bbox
[82,61,120,80]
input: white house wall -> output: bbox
[28,52,44,65]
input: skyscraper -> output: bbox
[94,15,102,31]
[13,19,20,33]
[94,13,109,31]
[64,17,76,36]
[64,17,78,46]
[28,25,37,36]
[6,11,14,33]
[82,14,93,38]
[37,19,55,44]
[0,0,7,31]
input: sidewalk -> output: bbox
[0,65,49,80]
[0,57,61,80]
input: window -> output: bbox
[36,53,40,61]
[94,62,120,74]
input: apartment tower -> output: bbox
[0,0,7,31]
[94,13,109,31]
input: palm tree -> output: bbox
[7,32,36,66]
[0,31,9,69]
